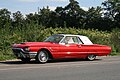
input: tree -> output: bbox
[54,7,66,27]
[84,7,103,30]
[53,0,86,28]
[102,0,120,28]
[26,13,39,25]
[64,0,85,28]
[102,0,120,18]
[38,6,52,27]
[0,8,11,29]
[12,11,24,28]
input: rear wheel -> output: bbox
[87,55,96,61]
[36,50,49,63]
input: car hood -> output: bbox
[12,42,54,48]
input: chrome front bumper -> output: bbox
[12,48,37,59]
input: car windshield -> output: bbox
[44,35,64,43]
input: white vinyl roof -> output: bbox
[55,34,93,45]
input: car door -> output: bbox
[59,36,85,58]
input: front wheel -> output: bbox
[36,50,49,63]
[87,55,96,61]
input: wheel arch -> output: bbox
[37,48,53,59]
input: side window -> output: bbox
[77,37,83,44]
[72,37,78,44]
[72,37,83,44]
[62,36,74,44]
[61,36,83,44]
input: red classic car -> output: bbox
[12,34,112,63]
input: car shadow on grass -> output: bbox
[0,58,102,65]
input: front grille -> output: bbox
[12,48,26,58]
[12,48,37,59]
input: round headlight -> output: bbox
[23,47,30,52]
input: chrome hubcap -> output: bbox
[88,55,96,60]
[39,51,48,62]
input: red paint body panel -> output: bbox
[12,42,112,59]
[12,34,112,60]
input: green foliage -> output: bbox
[111,28,120,52]
[102,0,120,28]
[1,0,120,60]
[0,25,118,60]
[0,0,119,31]
[0,8,11,29]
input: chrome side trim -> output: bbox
[29,52,37,54]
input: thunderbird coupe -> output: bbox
[12,34,112,63]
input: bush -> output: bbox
[0,25,118,60]
[111,28,120,52]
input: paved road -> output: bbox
[0,56,120,80]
